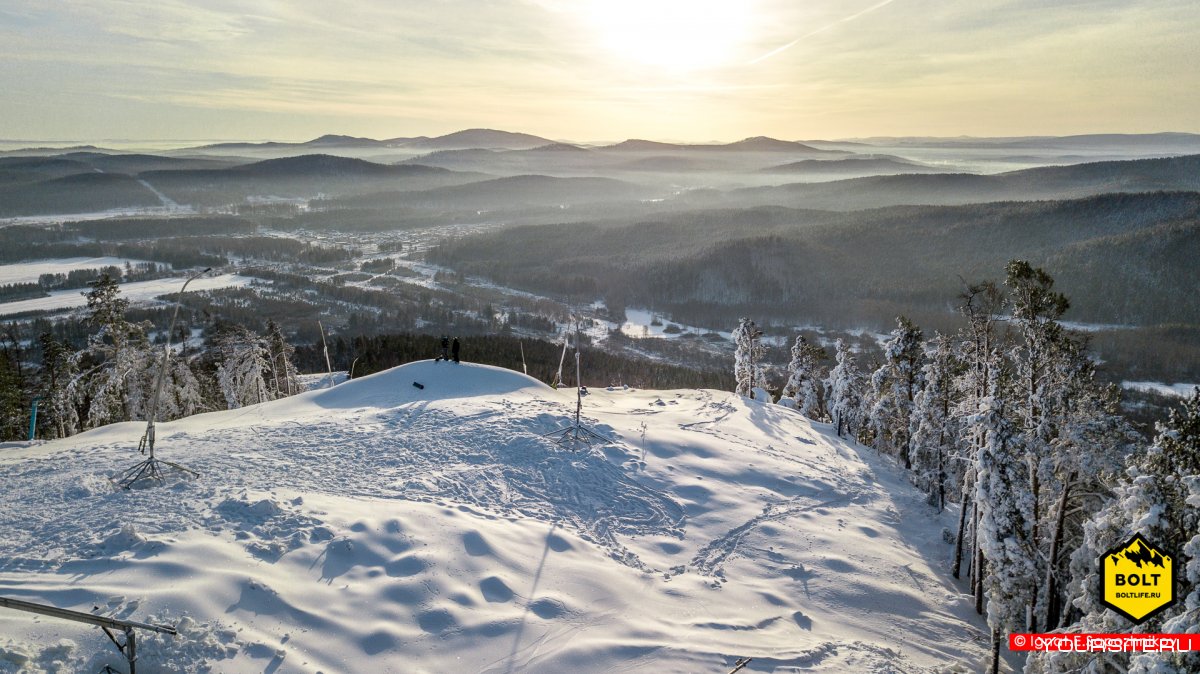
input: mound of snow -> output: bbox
[0,361,989,672]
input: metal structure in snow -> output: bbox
[543,318,610,449]
[118,268,210,489]
[0,595,177,674]
[319,320,334,388]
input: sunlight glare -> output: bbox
[585,0,754,72]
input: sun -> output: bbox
[584,0,754,72]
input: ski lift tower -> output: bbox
[543,318,610,450]
[117,268,210,489]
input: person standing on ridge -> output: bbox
[437,335,450,362]
[451,337,461,363]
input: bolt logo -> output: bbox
[1100,533,1176,624]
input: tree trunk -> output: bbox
[1028,454,1041,633]
[1042,477,1072,630]
[991,628,1001,673]
[952,478,971,578]
[975,548,985,615]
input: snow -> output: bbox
[1121,381,1200,398]
[0,205,196,227]
[0,361,989,672]
[0,274,254,316]
[618,308,730,341]
[0,257,159,286]
[297,371,349,391]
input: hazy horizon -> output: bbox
[3,129,1200,151]
[2,1,1197,142]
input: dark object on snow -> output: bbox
[412,381,425,390]
[437,335,450,362]
[728,657,753,674]
[452,337,461,363]
[580,386,589,396]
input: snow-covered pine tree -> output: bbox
[951,281,1007,581]
[1006,260,1072,632]
[1034,334,1137,632]
[139,354,207,422]
[868,316,925,469]
[73,274,156,428]
[826,338,866,440]
[37,332,79,438]
[265,320,301,398]
[0,350,26,440]
[973,389,1037,674]
[1027,388,1200,674]
[732,318,766,399]
[215,325,273,409]
[782,335,828,420]
[909,333,961,511]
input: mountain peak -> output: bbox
[402,129,554,151]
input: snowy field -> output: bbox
[0,257,157,286]
[0,205,197,227]
[1122,381,1200,398]
[0,362,988,673]
[0,274,254,316]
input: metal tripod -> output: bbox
[543,320,610,449]
[117,268,209,489]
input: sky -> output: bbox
[1,0,1197,143]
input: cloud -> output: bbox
[0,0,1196,140]
[748,0,898,65]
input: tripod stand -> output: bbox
[116,268,209,489]
[543,320,610,449]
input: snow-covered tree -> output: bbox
[215,326,272,409]
[264,320,301,399]
[732,318,766,399]
[972,390,1037,674]
[73,274,157,428]
[0,352,26,440]
[1033,337,1138,632]
[37,332,78,438]
[951,280,1007,581]
[1028,388,1200,674]
[782,335,827,420]
[826,339,866,440]
[139,354,207,422]
[910,333,960,511]
[869,316,925,469]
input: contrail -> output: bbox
[748,0,898,65]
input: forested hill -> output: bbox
[428,191,1200,329]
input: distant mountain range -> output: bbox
[760,155,942,175]
[602,136,837,154]
[196,129,554,152]
[724,154,1200,210]
[194,132,844,155]
[842,132,1200,152]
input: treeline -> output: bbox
[0,262,173,302]
[38,262,173,290]
[294,333,732,391]
[0,275,304,441]
[66,216,254,240]
[741,261,1198,673]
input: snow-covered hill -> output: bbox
[0,362,988,673]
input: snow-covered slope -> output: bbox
[0,361,988,673]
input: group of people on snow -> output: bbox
[436,335,461,363]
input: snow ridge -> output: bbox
[0,361,988,673]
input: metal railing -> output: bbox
[0,596,177,674]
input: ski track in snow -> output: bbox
[0,362,988,673]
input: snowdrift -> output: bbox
[0,361,988,673]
